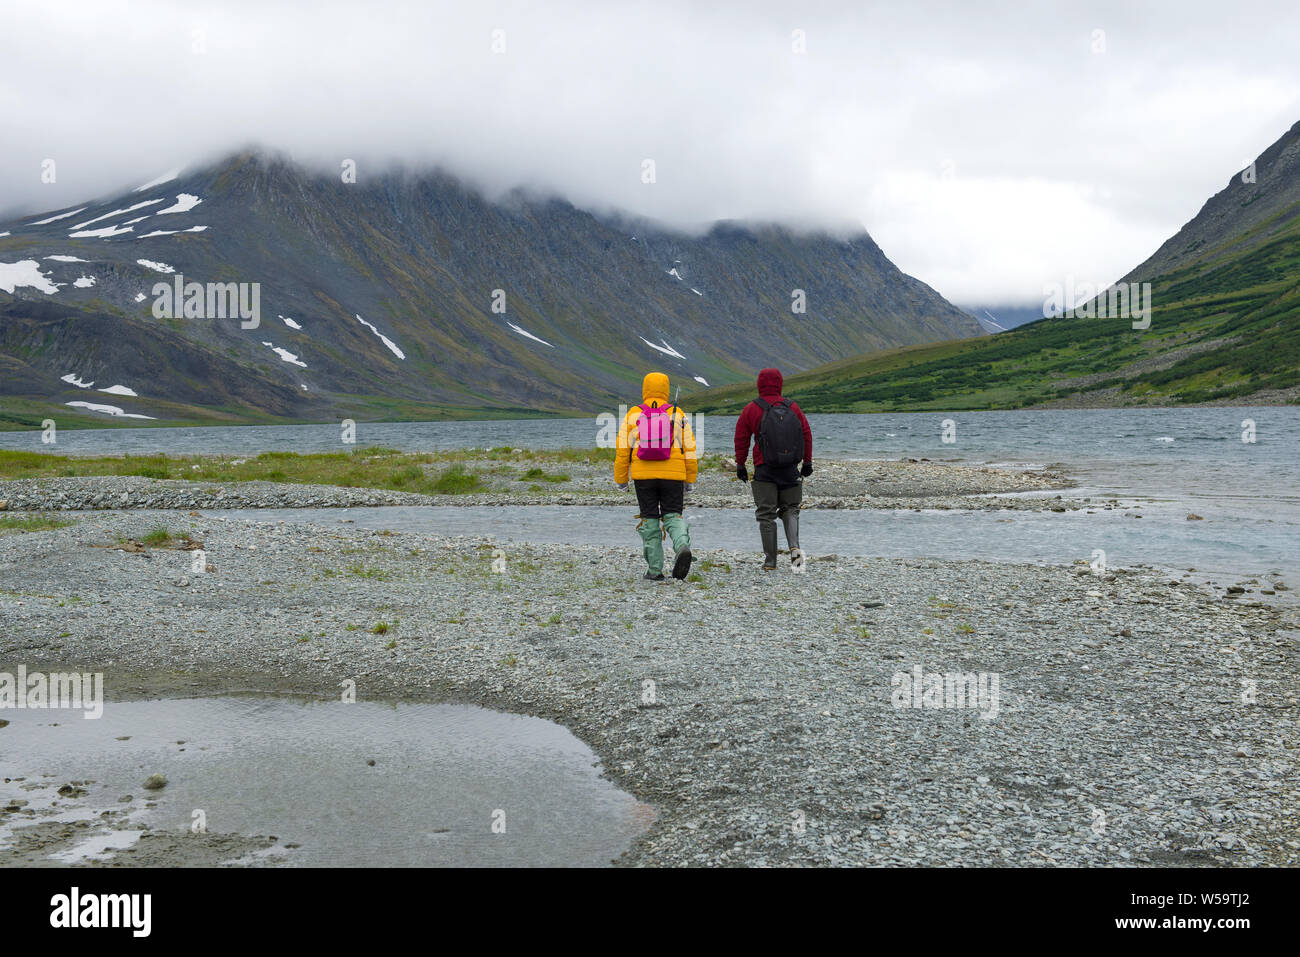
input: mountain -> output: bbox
[1123,119,1300,282]
[0,152,979,427]
[695,121,1300,413]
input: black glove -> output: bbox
[736,464,749,483]
[800,461,813,477]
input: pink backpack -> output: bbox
[635,403,678,460]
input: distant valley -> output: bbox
[698,120,1300,414]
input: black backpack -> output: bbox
[754,397,803,466]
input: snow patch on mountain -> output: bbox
[693,376,710,386]
[667,268,683,280]
[98,384,138,396]
[45,255,89,263]
[71,199,164,231]
[155,194,202,215]
[61,373,94,388]
[506,321,553,347]
[136,259,175,273]
[640,336,686,359]
[261,341,307,368]
[72,275,96,288]
[691,288,702,296]
[133,169,182,192]
[355,314,405,359]
[138,225,208,238]
[0,260,60,294]
[68,224,136,239]
[279,315,302,330]
[134,292,147,303]
[66,400,154,419]
[30,207,87,225]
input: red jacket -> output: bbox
[734,368,813,466]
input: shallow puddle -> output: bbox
[0,697,654,867]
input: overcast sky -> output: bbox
[3,0,1298,305]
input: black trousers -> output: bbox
[752,479,802,524]
[634,478,684,519]
[754,462,800,489]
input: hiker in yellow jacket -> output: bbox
[614,372,698,580]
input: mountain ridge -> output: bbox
[0,150,979,427]
[694,120,1300,413]
[1123,120,1300,284]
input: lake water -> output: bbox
[0,697,653,867]
[4,407,1296,585]
[3,406,1294,496]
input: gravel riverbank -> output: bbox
[0,458,1082,513]
[2,508,1296,867]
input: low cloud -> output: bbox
[2,0,1297,304]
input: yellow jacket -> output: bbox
[615,372,698,484]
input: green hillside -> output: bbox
[696,129,1300,414]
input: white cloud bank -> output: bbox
[1,0,1297,304]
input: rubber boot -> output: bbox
[781,509,800,552]
[783,509,804,570]
[760,523,778,570]
[663,512,692,579]
[637,517,664,579]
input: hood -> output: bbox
[757,367,783,397]
[642,371,670,405]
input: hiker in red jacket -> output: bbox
[734,367,813,570]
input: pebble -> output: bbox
[0,459,1083,514]
[0,480,1292,868]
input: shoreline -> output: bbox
[2,507,1297,867]
[2,395,1296,434]
[0,457,1085,514]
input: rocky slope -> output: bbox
[1123,119,1300,282]
[2,510,1294,866]
[697,119,1300,412]
[0,153,979,426]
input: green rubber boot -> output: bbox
[637,517,664,578]
[663,512,692,579]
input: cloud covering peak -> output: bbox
[3,0,1298,304]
